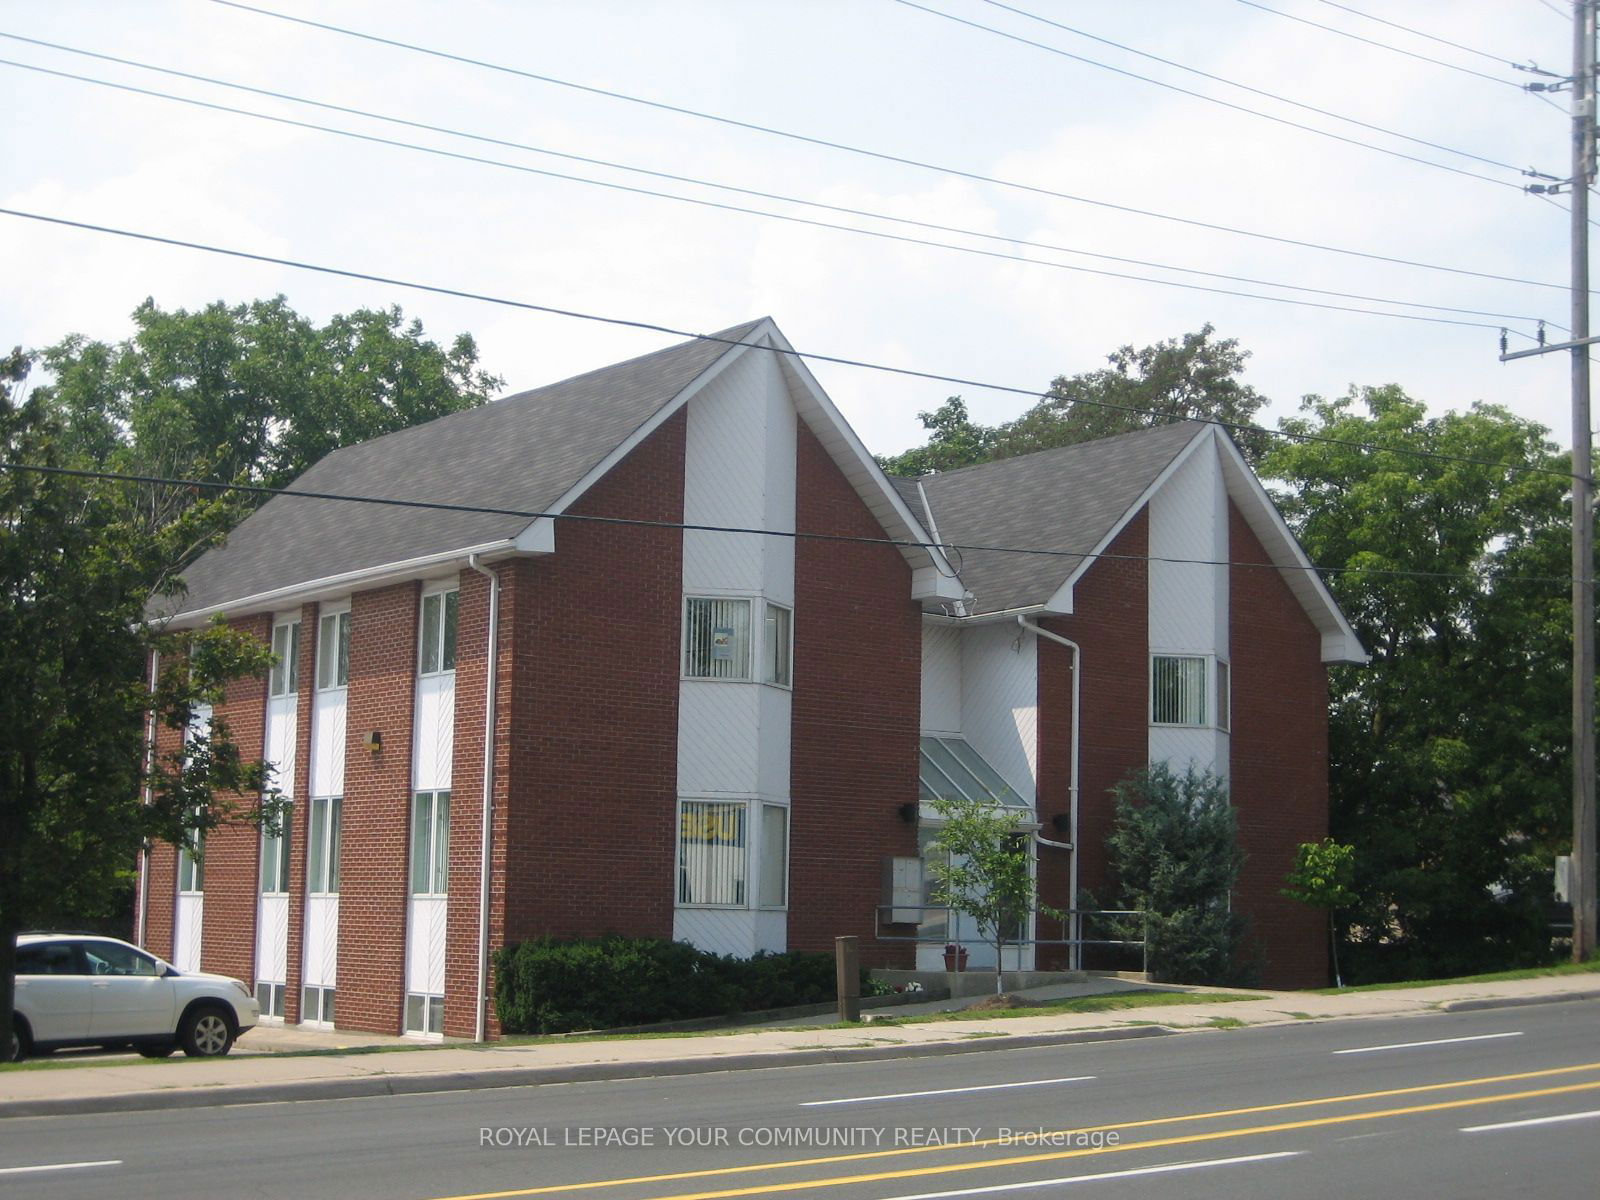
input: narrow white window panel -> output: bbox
[317,611,350,690]
[760,804,789,908]
[763,603,792,686]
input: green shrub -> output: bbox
[492,937,868,1033]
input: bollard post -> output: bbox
[835,935,861,1023]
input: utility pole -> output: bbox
[1505,1,1597,962]
[1572,0,1597,965]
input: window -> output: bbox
[178,829,204,893]
[677,800,747,905]
[16,942,83,976]
[763,603,792,687]
[317,610,351,690]
[1216,659,1231,733]
[270,620,300,697]
[759,804,788,908]
[81,941,160,977]
[419,590,459,676]
[1151,655,1208,726]
[308,796,342,895]
[302,985,336,1026]
[260,808,291,895]
[410,791,450,895]
[405,992,445,1036]
[256,981,286,1018]
[684,597,751,680]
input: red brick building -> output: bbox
[136,318,1362,1039]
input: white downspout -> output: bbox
[1017,615,1081,968]
[137,647,160,949]
[467,555,501,1043]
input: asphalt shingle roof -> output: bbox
[915,421,1204,615]
[161,319,767,620]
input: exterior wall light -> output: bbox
[363,730,383,753]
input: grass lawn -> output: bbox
[1313,957,1600,995]
[858,989,1253,1025]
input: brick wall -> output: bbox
[501,410,686,947]
[1229,502,1331,988]
[197,614,272,985]
[789,422,921,969]
[1036,510,1151,953]
[336,582,420,1034]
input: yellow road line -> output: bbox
[430,1061,1600,1200]
[626,1080,1600,1200]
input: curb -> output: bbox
[0,1025,1171,1120]
[1442,989,1600,1013]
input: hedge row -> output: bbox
[492,936,865,1034]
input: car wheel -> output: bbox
[6,1017,30,1063]
[137,1042,177,1059]
[178,1005,236,1057]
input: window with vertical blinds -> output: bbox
[1151,655,1208,726]
[677,800,747,905]
[683,597,752,679]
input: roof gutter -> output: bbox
[467,554,501,1044]
[1017,615,1082,970]
[157,540,519,629]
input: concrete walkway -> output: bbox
[2,972,1596,1118]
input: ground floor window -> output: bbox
[405,992,444,1036]
[255,981,286,1018]
[677,798,789,909]
[303,985,335,1026]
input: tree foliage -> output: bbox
[1104,765,1252,986]
[925,791,1059,994]
[1283,838,1358,987]
[1,354,281,1057]
[879,325,1268,476]
[1263,387,1572,981]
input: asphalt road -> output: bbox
[2,1000,1598,1200]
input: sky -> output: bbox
[0,0,1584,460]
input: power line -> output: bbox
[0,204,1580,485]
[202,0,1572,294]
[980,0,1524,172]
[1536,0,1573,20]
[0,41,1561,331]
[0,461,1574,587]
[1311,0,1544,70]
[896,0,1523,190]
[1236,0,1533,89]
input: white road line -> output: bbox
[800,1076,1097,1107]
[868,1151,1301,1199]
[1333,1032,1523,1055]
[0,1160,122,1176]
[1462,1109,1600,1133]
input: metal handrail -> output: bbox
[874,904,1149,974]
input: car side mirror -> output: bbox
[162,964,179,978]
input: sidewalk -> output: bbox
[3,973,1596,1119]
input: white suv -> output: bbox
[9,934,259,1060]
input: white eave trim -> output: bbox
[512,323,769,554]
[156,538,518,630]
[1041,424,1212,616]
[762,326,962,602]
[1214,431,1367,665]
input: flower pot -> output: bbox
[943,945,969,972]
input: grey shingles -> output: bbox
[917,421,1203,614]
[161,319,767,619]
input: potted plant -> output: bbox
[942,943,969,972]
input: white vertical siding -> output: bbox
[174,895,203,973]
[961,623,1039,807]
[675,344,795,958]
[310,690,346,799]
[920,623,962,736]
[304,895,339,988]
[1147,436,1230,778]
[406,895,448,994]
[255,894,288,986]
[264,695,297,801]
[411,674,455,794]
